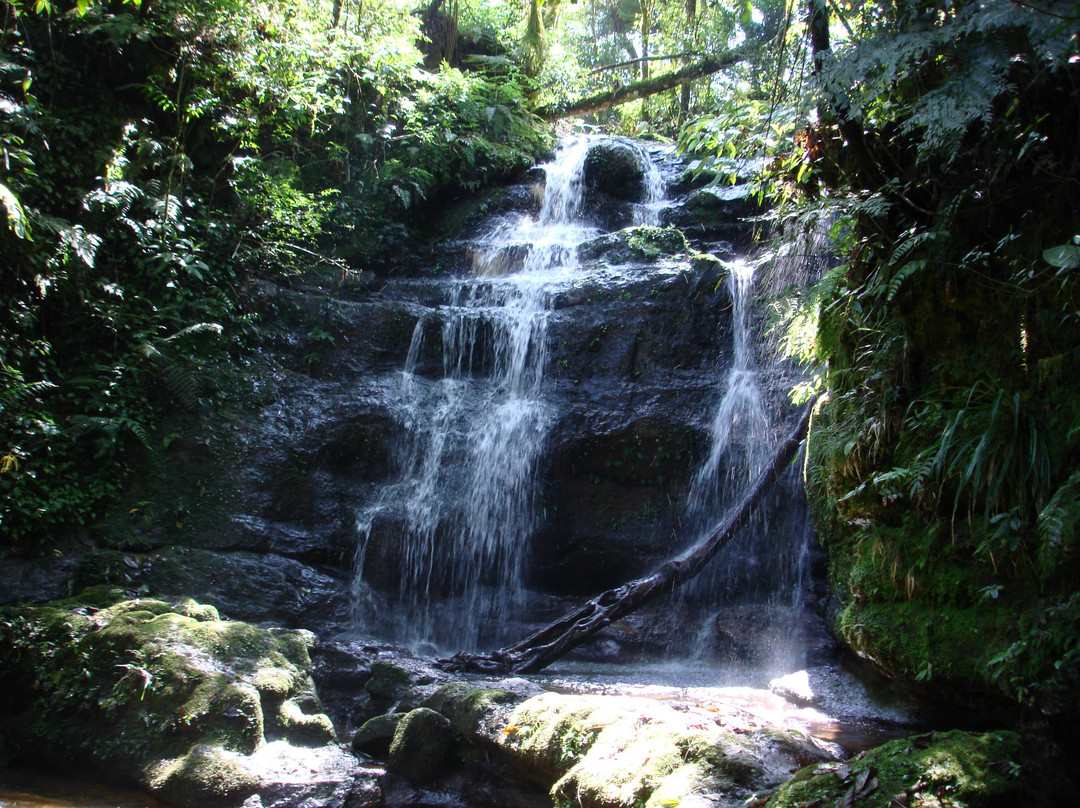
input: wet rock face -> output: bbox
[661,184,767,252]
[33,136,794,647]
[583,140,647,202]
[70,547,353,633]
[533,418,702,594]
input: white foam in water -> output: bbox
[353,136,656,651]
[687,259,771,517]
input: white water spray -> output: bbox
[353,137,626,650]
[687,259,770,518]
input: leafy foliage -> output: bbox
[665,0,1080,706]
[757,0,1080,706]
[1,0,550,549]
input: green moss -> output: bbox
[421,683,523,737]
[624,226,688,260]
[0,592,334,782]
[502,693,775,808]
[174,598,220,622]
[145,745,259,808]
[765,730,1023,808]
[352,712,405,757]
[578,226,689,265]
[251,666,296,699]
[366,659,413,698]
[388,707,457,783]
[275,698,336,744]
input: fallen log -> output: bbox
[532,46,755,122]
[439,397,818,674]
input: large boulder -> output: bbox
[70,547,352,633]
[579,139,650,229]
[583,139,648,202]
[764,730,1024,808]
[0,590,373,808]
[351,674,844,808]
[661,184,766,250]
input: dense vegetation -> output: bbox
[1,0,550,544]
[738,1,1079,712]
[3,0,1078,719]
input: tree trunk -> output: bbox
[439,398,817,675]
[533,45,756,121]
[679,0,698,121]
[523,0,548,77]
[640,0,652,80]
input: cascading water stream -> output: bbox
[686,259,771,520]
[353,136,658,651]
[675,257,814,673]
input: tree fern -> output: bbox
[1036,470,1080,579]
[885,258,927,303]
[160,363,200,412]
[817,0,1072,163]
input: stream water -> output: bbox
[0,770,170,808]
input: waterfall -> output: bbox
[635,148,667,226]
[353,137,608,651]
[686,259,770,518]
[680,258,815,674]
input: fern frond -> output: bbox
[84,180,144,215]
[160,363,199,411]
[58,224,103,268]
[0,366,56,414]
[162,322,224,342]
[886,259,927,303]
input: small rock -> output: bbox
[352,713,405,758]
[769,670,818,707]
[388,708,457,784]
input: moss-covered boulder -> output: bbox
[577,225,688,265]
[497,692,838,808]
[0,589,366,808]
[583,139,648,202]
[764,730,1024,808]
[387,707,457,783]
[352,712,405,757]
[660,184,765,249]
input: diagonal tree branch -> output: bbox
[533,45,757,121]
[439,397,817,675]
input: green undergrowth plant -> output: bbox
[705,1,1080,709]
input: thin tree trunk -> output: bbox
[439,398,817,675]
[679,0,698,121]
[589,53,703,74]
[640,0,651,80]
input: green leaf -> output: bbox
[0,182,29,239]
[1042,242,1080,270]
[739,0,754,28]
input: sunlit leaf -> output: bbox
[1042,242,1080,270]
